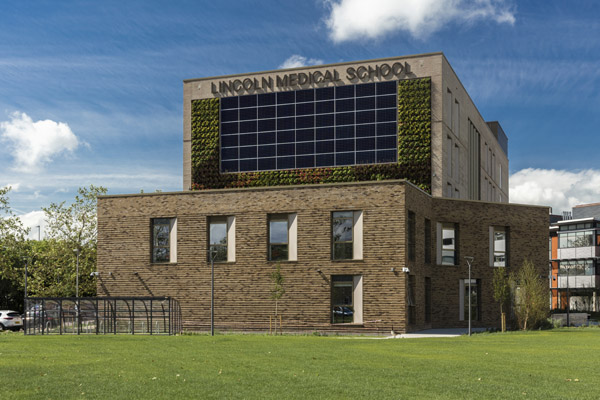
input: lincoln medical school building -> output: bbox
[97,53,548,333]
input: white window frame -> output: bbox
[490,226,507,267]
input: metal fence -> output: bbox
[24,297,182,335]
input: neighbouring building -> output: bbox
[550,203,600,314]
[97,53,548,333]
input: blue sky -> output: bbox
[1,0,600,235]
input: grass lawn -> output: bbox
[1,329,599,399]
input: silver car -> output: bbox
[0,310,23,331]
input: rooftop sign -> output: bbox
[211,61,412,96]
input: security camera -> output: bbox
[90,272,99,277]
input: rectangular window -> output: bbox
[558,231,594,248]
[331,275,362,324]
[490,226,507,267]
[453,144,460,182]
[452,99,460,135]
[407,274,416,324]
[424,218,431,264]
[459,279,481,321]
[208,216,235,262]
[407,211,416,262]
[268,214,297,261]
[425,277,432,323]
[152,218,176,263]
[152,218,177,263]
[437,222,458,265]
[269,215,288,261]
[332,211,362,260]
[444,88,452,128]
[209,217,228,262]
[446,135,453,177]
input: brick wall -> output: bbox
[97,180,548,333]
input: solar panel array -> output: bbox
[219,80,398,173]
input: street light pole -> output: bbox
[73,248,80,298]
[464,256,474,337]
[209,247,216,336]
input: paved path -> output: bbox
[386,327,489,338]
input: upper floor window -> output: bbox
[407,211,416,262]
[558,231,594,248]
[437,222,458,265]
[209,216,235,262]
[424,218,432,264]
[490,226,508,267]
[269,214,297,261]
[152,218,176,263]
[559,260,595,276]
[332,211,363,260]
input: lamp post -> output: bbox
[73,248,80,298]
[208,247,217,336]
[464,256,474,337]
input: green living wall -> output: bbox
[190,77,431,192]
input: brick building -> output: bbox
[97,53,548,333]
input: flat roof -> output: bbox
[183,52,444,83]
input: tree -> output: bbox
[0,186,29,311]
[39,185,107,297]
[492,267,511,332]
[270,262,285,334]
[510,259,548,330]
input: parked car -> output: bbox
[332,306,354,316]
[0,310,23,331]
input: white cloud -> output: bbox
[510,168,600,214]
[18,210,47,240]
[279,55,324,69]
[0,112,80,173]
[324,0,515,42]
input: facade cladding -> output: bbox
[97,53,548,333]
[219,81,399,173]
[549,204,600,318]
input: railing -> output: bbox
[24,297,182,335]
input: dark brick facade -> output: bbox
[97,180,548,333]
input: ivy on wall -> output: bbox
[191,77,431,192]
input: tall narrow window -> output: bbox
[424,218,431,264]
[209,217,228,262]
[269,214,289,261]
[407,211,416,262]
[453,144,460,182]
[446,135,453,177]
[460,279,481,321]
[437,222,458,265]
[493,227,507,267]
[407,274,416,324]
[332,211,362,260]
[425,277,432,323]
[152,218,176,263]
[331,275,362,324]
[453,99,460,135]
[444,88,453,127]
